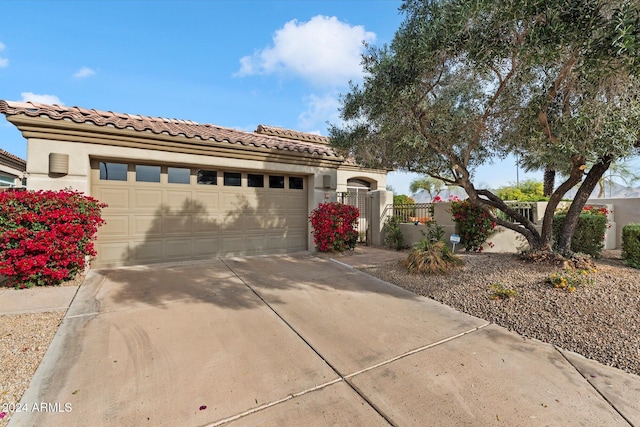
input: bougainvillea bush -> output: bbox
[309,202,359,253]
[450,200,496,252]
[0,189,107,288]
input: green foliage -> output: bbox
[489,283,517,300]
[420,220,445,244]
[450,201,496,252]
[393,194,415,205]
[329,0,640,253]
[622,223,640,269]
[383,215,406,250]
[552,213,607,258]
[403,240,463,275]
[546,268,597,292]
[496,180,547,202]
[409,177,444,198]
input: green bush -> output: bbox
[383,215,406,250]
[552,213,607,258]
[496,180,548,202]
[622,223,640,269]
[403,240,463,275]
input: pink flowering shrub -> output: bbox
[0,189,107,288]
[450,200,496,252]
[309,202,359,252]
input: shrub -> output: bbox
[383,215,405,250]
[546,268,596,292]
[0,189,107,288]
[309,202,359,253]
[489,282,517,300]
[622,223,640,269]
[450,200,496,252]
[403,240,463,274]
[552,213,607,258]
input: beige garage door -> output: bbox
[90,160,308,268]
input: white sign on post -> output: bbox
[450,233,461,251]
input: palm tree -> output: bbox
[597,161,640,198]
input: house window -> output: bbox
[289,176,303,190]
[99,162,128,181]
[247,174,264,188]
[197,170,217,185]
[269,175,285,188]
[168,167,190,184]
[136,165,161,182]
[224,172,242,186]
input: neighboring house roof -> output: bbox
[0,100,339,159]
[0,148,26,172]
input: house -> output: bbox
[0,148,26,189]
[0,100,391,268]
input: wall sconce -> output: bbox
[49,153,69,176]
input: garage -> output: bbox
[91,160,308,267]
[1,100,392,268]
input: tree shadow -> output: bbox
[91,183,420,311]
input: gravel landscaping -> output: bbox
[362,249,640,376]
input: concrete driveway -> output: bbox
[10,252,638,426]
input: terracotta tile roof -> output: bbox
[0,100,340,159]
[255,124,330,144]
[0,148,26,171]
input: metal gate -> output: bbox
[338,188,368,243]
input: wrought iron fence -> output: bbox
[382,203,435,223]
[498,201,536,223]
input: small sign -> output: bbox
[450,234,461,243]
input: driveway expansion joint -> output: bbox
[555,346,634,426]
[220,258,395,426]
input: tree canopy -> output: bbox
[330,0,640,254]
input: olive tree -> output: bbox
[330,0,640,255]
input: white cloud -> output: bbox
[298,92,341,129]
[74,66,95,78]
[0,41,8,68]
[21,92,64,105]
[236,15,376,87]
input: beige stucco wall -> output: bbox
[588,198,640,249]
[25,137,389,252]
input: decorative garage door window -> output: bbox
[99,162,127,181]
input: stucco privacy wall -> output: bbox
[1,100,390,259]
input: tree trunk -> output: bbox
[543,168,556,197]
[538,155,587,253]
[557,155,613,255]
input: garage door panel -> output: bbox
[133,189,163,209]
[95,188,130,209]
[94,242,129,267]
[100,215,130,237]
[193,215,222,233]
[166,190,193,209]
[245,235,266,253]
[266,235,287,250]
[163,239,193,259]
[133,215,162,237]
[194,191,220,210]
[163,214,193,234]
[131,239,163,262]
[194,237,221,256]
[221,236,245,253]
[286,232,307,250]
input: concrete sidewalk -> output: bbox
[6,250,640,426]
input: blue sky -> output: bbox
[0,0,544,194]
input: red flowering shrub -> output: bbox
[309,202,359,253]
[0,189,107,288]
[450,200,496,252]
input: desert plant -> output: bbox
[420,220,445,244]
[622,223,640,269]
[403,240,463,275]
[546,268,596,292]
[489,282,517,300]
[309,202,359,253]
[383,215,405,250]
